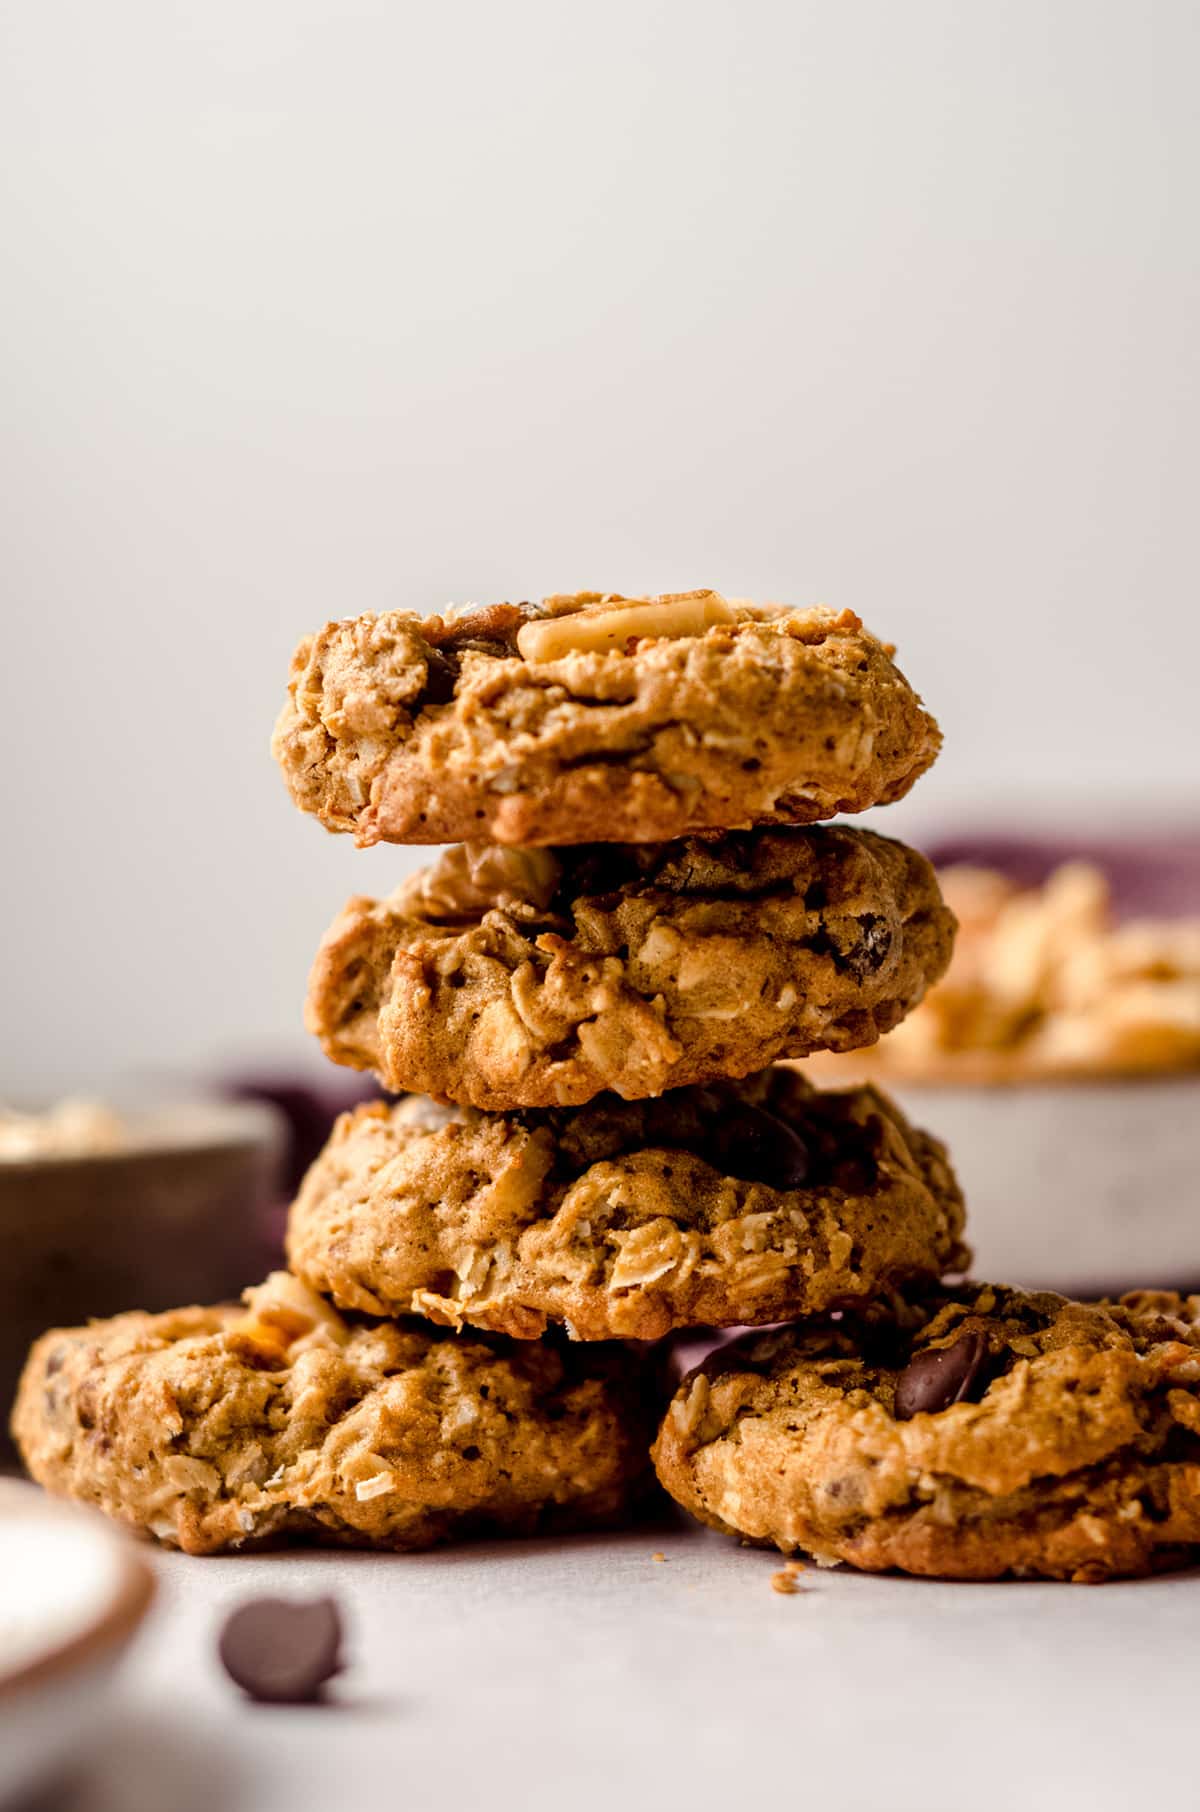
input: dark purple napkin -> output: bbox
[224,1075,388,1264]
[926,831,1200,918]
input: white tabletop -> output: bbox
[52,1522,1198,1812]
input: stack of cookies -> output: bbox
[15,590,1200,1583]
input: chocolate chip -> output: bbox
[420,648,458,704]
[893,1330,988,1420]
[218,1597,344,1704]
[829,1153,879,1195]
[848,914,893,980]
[423,601,534,652]
[701,1104,810,1190]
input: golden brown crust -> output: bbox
[306,827,955,1108]
[271,595,941,847]
[284,1070,969,1342]
[652,1285,1200,1582]
[12,1275,657,1554]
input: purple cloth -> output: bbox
[926,831,1200,919]
[228,1076,384,1196]
[225,1075,387,1267]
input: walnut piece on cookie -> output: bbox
[271,591,942,847]
[304,825,956,1109]
[652,1284,1200,1582]
[284,1068,968,1342]
[12,1273,659,1554]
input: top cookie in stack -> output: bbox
[271,588,965,1338]
[272,589,941,848]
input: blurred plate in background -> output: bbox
[886,1074,1200,1296]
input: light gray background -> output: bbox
[2,1,1198,1097]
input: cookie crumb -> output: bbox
[651,1551,667,1563]
[1069,1561,1112,1585]
[771,1562,805,1595]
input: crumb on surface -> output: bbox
[771,1562,805,1595]
[651,1551,667,1563]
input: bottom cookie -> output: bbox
[13,1273,658,1554]
[652,1284,1200,1582]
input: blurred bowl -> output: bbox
[1,1099,283,1442]
[807,829,1200,1297]
[0,1477,155,1806]
[886,1074,1200,1297]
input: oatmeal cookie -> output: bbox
[653,1284,1200,1582]
[272,591,942,847]
[12,1273,656,1555]
[307,827,955,1108]
[285,1069,968,1342]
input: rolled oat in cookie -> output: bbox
[271,591,942,847]
[652,1284,1200,1582]
[284,1068,968,1342]
[12,1273,659,1554]
[305,824,955,1109]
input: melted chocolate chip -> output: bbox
[893,1330,988,1420]
[828,1152,879,1195]
[423,601,535,653]
[848,914,893,980]
[218,1597,344,1704]
[700,1103,810,1190]
[421,647,458,704]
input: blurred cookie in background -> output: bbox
[808,849,1199,1083]
[800,834,1200,1297]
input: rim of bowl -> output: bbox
[0,1098,284,1173]
[0,1483,156,1700]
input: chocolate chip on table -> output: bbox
[702,1104,810,1190]
[893,1330,988,1420]
[218,1597,344,1704]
